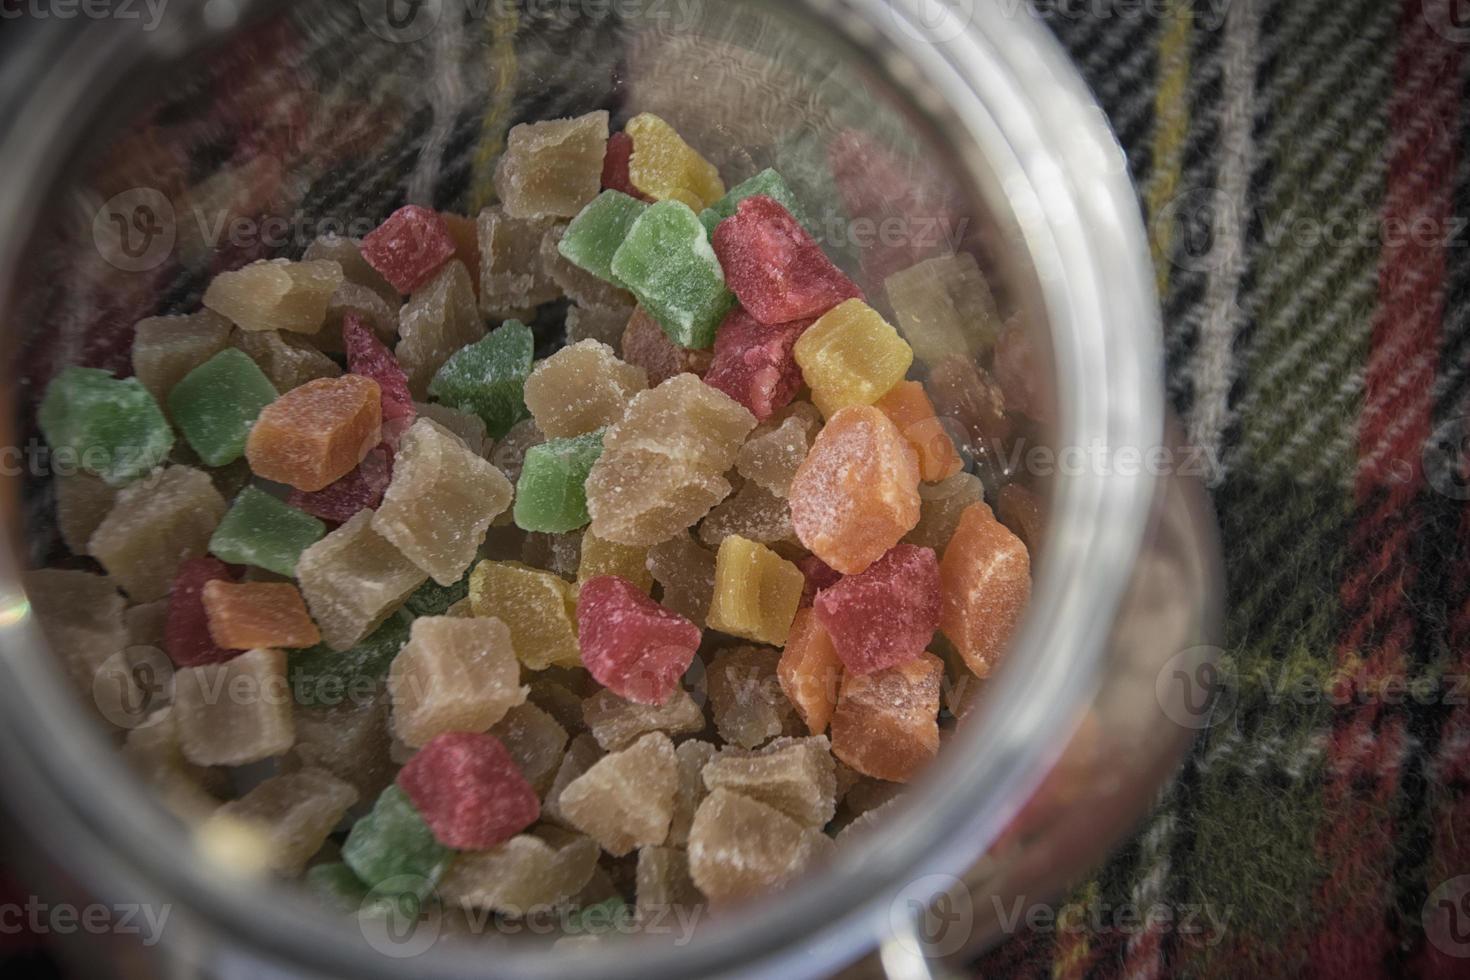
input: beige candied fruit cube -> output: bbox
[174,648,294,767]
[523,340,647,439]
[88,466,227,602]
[477,206,561,315]
[297,510,428,651]
[204,769,358,876]
[387,615,527,748]
[582,686,705,752]
[396,260,486,397]
[707,646,798,750]
[22,568,127,693]
[687,788,832,904]
[132,309,233,415]
[557,731,677,857]
[439,828,600,913]
[203,258,344,334]
[490,702,569,795]
[701,736,837,828]
[55,471,118,556]
[635,846,702,924]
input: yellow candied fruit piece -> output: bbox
[577,530,654,593]
[793,300,915,418]
[707,535,805,646]
[626,114,726,211]
[468,560,581,670]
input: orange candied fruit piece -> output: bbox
[245,375,382,492]
[789,405,921,575]
[829,651,943,783]
[875,380,963,483]
[202,580,321,650]
[777,609,843,735]
[939,502,1031,678]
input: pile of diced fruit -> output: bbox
[26,110,1041,927]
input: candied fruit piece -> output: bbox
[126,599,168,648]
[441,213,482,298]
[286,444,394,525]
[387,615,525,747]
[290,697,395,798]
[542,224,635,309]
[55,472,116,555]
[789,405,921,575]
[514,430,605,534]
[440,831,598,913]
[120,709,221,819]
[165,557,237,667]
[524,340,647,439]
[495,111,610,220]
[702,736,837,827]
[702,309,811,422]
[585,450,732,548]
[203,580,320,650]
[245,375,383,493]
[883,252,1001,366]
[39,367,173,486]
[778,609,842,734]
[557,192,649,287]
[207,769,357,876]
[905,471,985,551]
[568,303,634,348]
[626,113,725,210]
[397,260,486,396]
[602,130,645,198]
[361,205,457,295]
[297,510,428,651]
[646,532,717,627]
[939,502,1031,678]
[713,196,861,326]
[698,482,796,551]
[304,233,399,303]
[521,532,584,579]
[997,483,1045,554]
[342,785,452,899]
[489,418,544,485]
[992,321,1045,420]
[210,486,325,577]
[708,646,796,749]
[23,569,127,693]
[558,732,677,857]
[687,788,831,903]
[793,300,914,418]
[374,419,514,585]
[610,201,734,350]
[89,466,227,601]
[477,207,560,313]
[620,307,712,386]
[344,314,415,435]
[429,320,534,440]
[174,648,294,766]
[414,401,490,456]
[544,734,604,829]
[707,536,804,646]
[168,349,278,467]
[736,409,818,499]
[132,310,232,416]
[601,374,756,469]
[701,169,811,237]
[578,531,653,593]
[926,355,1011,447]
[491,703,569,795]
[397,731,540,849]
[829,652,942,782]
[668,739,717,846]
[203,259,344,334]
[876,381,963,483]
[232,328,342,393]
[288,610,412,708]
[796,554,842,607]
[635,846,701,923]
[306,863,371,913]
[813,544,939,675]
[467,561,580,670]
[583,687,705,751]
[578,575,701,705]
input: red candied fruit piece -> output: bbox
[396,732,541,850]
[344,313,415,441]
[164,557,240,668]
[360,205,456,295]
[602,132,650,201]
[796,554,842,608]
[703,308,813,422]
[711,195,862,326]
[813,544,940,675]
[288,443,394,524]
[578,575,702,705]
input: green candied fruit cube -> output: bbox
[513,429,605,533]
[288,609,412,708]
[342,785,451,901]
[38,367,173,486]
[405,574,470,617]
[208,486,326,577]
[609,201,734,350]
[428,320,534,440]
[559,190,649,285]
[305,863,372,915]
[700,169,811,237]
[168,348,278,466]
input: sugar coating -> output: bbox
[578,531,653,593]
[524,340,647,439]
[22,569,126,693]
[558,190,648,286]
[207,769,358,876]
[544,733,604,829]
[829,652,943,783]
[495,111,610,220]
[698,482,796,551]
[322,282,398,349]
[876,381,963,483]
[439,831,599,913]
[232,328,342,393]
[202,580,321,650]
[602,374,756,469]
[687,788,832,903]
[668,739,717,846]
[701,169,812,237]
[342,785,452,899]
[169,349,279,467]
[793,300,914,418]
[297,510,428,651]
[441,212,482,298]
[567,303,634,348]
[89,466,227,602]
[778,609,843,734]
[286,444,394,525]
[288,610,413,709]
[344,314,415,437]
[174,648,294,767]
[413,402,490,457]
[585,449,731,547]
[712,196,862,327]
[707,646,797,750]
[558,731,678,857]
[635,846,702,923]
[925,354,1010,448]
[245,375,383,492]
[477,207,561,314]
[303,233,399,304]
[645,533,718,628]
[204,259,344,334]
[374,419,514,585]
[514,430,605,534]
[361,206,457,295]
[164,557,236,667]
[520,532,584,580]
[702,736,837,827]
[397,260,486,397]
[938,502,1031,678]
[813,544,940,676]
[788,405,921,575]
[707,536,804,647]
[883,252,1001,366]
[702,309,811,423]
[735,407,819,499]
[491,702,570,795]
[626,113,726,211]
[429,320,534,440]
[620,307,712,386]
[467,561,580,670]
[396,732,541,850]
[55,472,117,555]
[997,483,1045,554]
[611,201,734,350]
[387,615,526,747]
[543,222,637,309]
[582,687,706,752]
[132,310,232,415]
[578,575,701,705]
[38,367,173,486]
[905,472,986,551]
[290,697,395,799]
[489,418,544,485]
